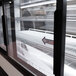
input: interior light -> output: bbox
[21,1,56,9]
[9,1,12,4]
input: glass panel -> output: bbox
[0,6,6,50]
[64,0,76,76]
[14,0,56,75]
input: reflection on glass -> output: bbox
[4,3,15,57]
[21,0,51,4]
[4,4,12,42]
[64,1,76,76]
[0,6,6,50]
[14,0,56,75]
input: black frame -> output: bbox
[0,0,67,76]
[54,0,66,76]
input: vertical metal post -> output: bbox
[54,0,66,76]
